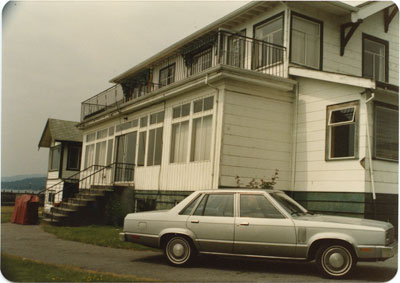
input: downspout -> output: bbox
[290,82,299,196]
[205,74,220,190]
[364,90,377,217]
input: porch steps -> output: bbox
[42,186,114,226]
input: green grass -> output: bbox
[1,206,14,223]
[42,224,156,251]
[1,253,156,282]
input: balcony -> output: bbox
[81,30,287,121]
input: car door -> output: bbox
[234,192,297,257]
[186,193,235,253]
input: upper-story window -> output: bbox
[159,64,175,87]
[374,103,398,161]
[253,13,284,68]
[49,145,61,171]
[291,12,322,70]
[326,101,359,160]
[362,34,388,83]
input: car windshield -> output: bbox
[269,192,309,216]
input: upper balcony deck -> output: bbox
[81,30,287,121]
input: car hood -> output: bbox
[295,214,392,230]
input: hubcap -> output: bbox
[329,252,345,268]
[172,243,185,258]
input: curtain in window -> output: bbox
[170,121,189,163]
[84,144,95,168]
[375,106,399,160]
[191,115,212,161]
[95,141,107,166]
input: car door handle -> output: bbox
[191,220,199,224]
[240,222,249,226]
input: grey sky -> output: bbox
[1,1,249,177]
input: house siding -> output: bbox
[219,84,294,189]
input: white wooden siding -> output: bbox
[220,89,293,189]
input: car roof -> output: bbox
[194,189,282,194]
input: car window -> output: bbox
[240,194,284,219]
[193,194,234,217]
[180,194,202,215]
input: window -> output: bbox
[291,13,322,69]
[86,133,96,143]
[137,131,146,166]
[363,34,388,82]
[180,194,202,215]
[147,127,163,166]
[96,129,108,139]
[159,64,175,87]
[95,141,107,166]
[170,121,189,163]
[49,145,61,171]
[67,144,81,170]
[84,144,95,168]
[191,115,212,161]
[326,102,359,160]
[194,194,234,217]
[254,13,284,68]
[227,29,246,68]
[172,103,190,119]
[190,48,212,75]
[374,103,398,161]
[106,139,114,165]
[240,194,284,218]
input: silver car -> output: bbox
[120,190,396,278]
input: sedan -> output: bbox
[120,189,396,278]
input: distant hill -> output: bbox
[1,177,46,191]
[2,174,46,182]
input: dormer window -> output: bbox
[159,64,175,87]
[290,13,322,70]
[362,34,388,82]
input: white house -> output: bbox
[43,1,399,225]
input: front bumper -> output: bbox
[358,241,397,261]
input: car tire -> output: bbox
[316,243,356,278]
[164,236,194,266]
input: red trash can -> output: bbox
[11,194,40,224]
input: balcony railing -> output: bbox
[81,31,287,121]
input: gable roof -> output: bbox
[38,119,82,148]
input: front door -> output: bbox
[186,193,235,253]
[234,193,297,257]
[115,131,137,182]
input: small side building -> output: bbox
[38,119,83,212]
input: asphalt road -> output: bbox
[1,223,398,282]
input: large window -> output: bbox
[374,103,398,161]
[84,127,115,169]
[170,103,190,163]
[49,145,61,171]
[159,64,175,87]
[363,34,388,82]
[291,13,322,69]
[253,13,284,68]
[326,101,359,160]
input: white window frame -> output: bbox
[170,102,191,164]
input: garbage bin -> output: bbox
[11,194,40,224]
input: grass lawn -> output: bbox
[1,206,14,223]
[1,253,156,282]
[41,223,156,251]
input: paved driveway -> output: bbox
[1,223,397,282]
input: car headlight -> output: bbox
[386,228,394,245]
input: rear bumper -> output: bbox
[119,232,159,248]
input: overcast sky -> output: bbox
[1,1,251,178]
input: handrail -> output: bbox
[37,164,107,195]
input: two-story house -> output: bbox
[43,1,398,226]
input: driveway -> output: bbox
[1,223,397,282]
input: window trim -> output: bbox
[325,101,359,161]
[253,11,285,45]
[362,33,389,83]
[66,142,82,171]
[290,11,323,70]
[49,144,62,172]
[373,101,398,162]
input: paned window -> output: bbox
[172,103,190,119]
[254,14,284,67]
[67,144,81,170]
[95,141,107,166]
[240,194,284,218]
[363,34,388,82]
[374,103,398,161]
[291,13,322,69]
[96,129,108,140]
[159,64,175,87]
[191,115,213,161]
[49,145,61,171]
[137,131,147,166]
[86,133,96,143]
[326,102,359,160]
[147,127,163,166]
[84,144,95,168]
[227,29,246,68]
[106,139,114,165]
[170,121,189,163]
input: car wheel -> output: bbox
[164,236,194,266]
[316,243,356,278]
